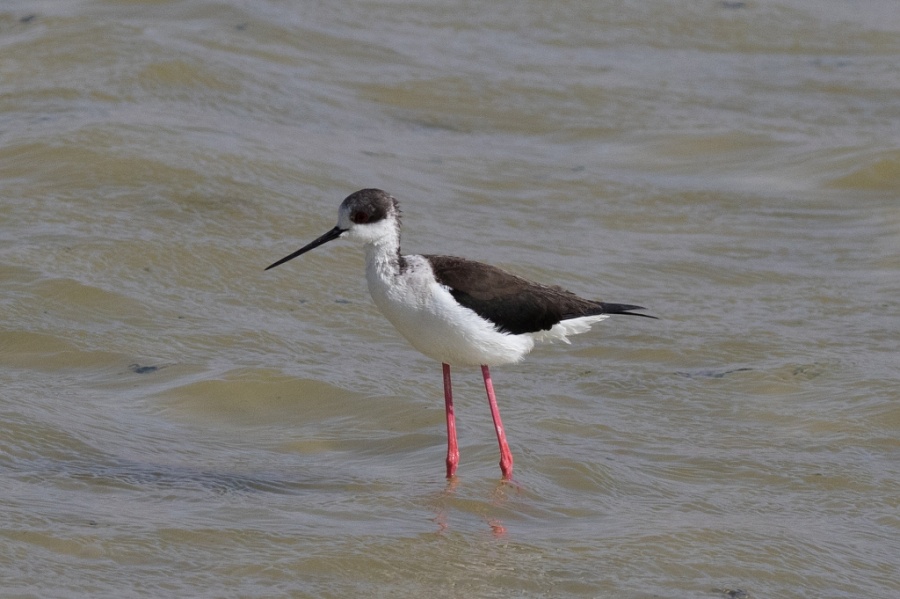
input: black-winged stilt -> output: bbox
[266,189,655,479]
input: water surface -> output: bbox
[1,1,898,597]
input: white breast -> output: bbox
[364,253,534,367]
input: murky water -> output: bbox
[1,1,898,597]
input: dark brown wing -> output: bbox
[425,255,653,335]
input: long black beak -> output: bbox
[265,226,346,270]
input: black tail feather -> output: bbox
[600,303,658,319]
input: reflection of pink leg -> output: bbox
[481,365,513,479]
[443,363,459,479]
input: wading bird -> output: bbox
[266,189,655,479]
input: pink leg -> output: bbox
[443,363,459,479]
[481,365,513,479]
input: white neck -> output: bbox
[363,228,403,282]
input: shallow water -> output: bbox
[1,1,898,597]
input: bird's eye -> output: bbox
[351,211,370,224]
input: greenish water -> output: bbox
[1,1,898,597]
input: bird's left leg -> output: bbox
[481,365,513,479]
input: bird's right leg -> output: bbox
[443,363,459,478]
